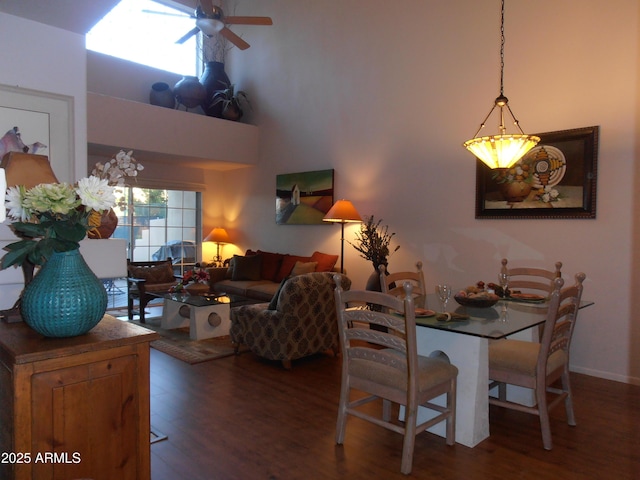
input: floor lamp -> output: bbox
[323,200,362,273]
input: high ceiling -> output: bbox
[0,0,195,35]
[0,0,120,34]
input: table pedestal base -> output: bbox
[161,299,230,340]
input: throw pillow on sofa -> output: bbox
[291,261,317,276]
[275,254,312,282]
[310,251,339,272]
[231,254,263,281]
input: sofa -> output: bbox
[230,272,351,369]
[207,249,340,302]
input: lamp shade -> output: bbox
[464,134,540,169]
[204,227,230,244]
[0,152,59,188]
[323,200,362,224]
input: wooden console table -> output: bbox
[0,314,158,480]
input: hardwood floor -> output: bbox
[149,348,640,480]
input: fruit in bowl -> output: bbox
[454,283,500,308]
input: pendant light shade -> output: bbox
[463,0,539,169]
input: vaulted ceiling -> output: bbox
[0,0,195,35]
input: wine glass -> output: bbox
[436,284,452,312]
[498,272,510,297]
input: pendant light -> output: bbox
[463,0,539,169]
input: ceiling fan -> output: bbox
[169,0,273,50]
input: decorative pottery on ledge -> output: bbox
[21,249,107,338]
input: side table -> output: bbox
[0,314,158,480]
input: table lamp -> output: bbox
[204,227,230,266]
[323,199,362,273]
[0,153,60,322]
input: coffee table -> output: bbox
[158,293,247,340]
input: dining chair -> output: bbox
[379,261,427,308]
[488,272,586,450]
[501,257,563,297]
[333,276,458,475]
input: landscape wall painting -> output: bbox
[276,169,334,225]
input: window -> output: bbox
[115,187,201,274]
[86,0,198,76]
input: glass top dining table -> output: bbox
[415,293,594,340]
[404,292,594,448]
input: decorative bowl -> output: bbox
[454,293,500,308]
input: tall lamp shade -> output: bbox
[204,227,230,265]
[323,200,362,273]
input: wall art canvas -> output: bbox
[276,169,334,225]
[475,126,598,219]
[0,84,74,184]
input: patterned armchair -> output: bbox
[230,272,351,369]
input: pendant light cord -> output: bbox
[499,0,505,97]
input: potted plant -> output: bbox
[211,82,250,121]
[349,215,400,291]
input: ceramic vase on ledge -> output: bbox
[149,82,176,109]
[21,248,107,338]
[174,76,206,110]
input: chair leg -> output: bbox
[382,399,392,422]
[536,385,553,450]
[561,368,576,426]
[446,378,457,446]
[401,405,417,475]
[335,383,350,445]
[128,296,134,321]
[498,382,507,401]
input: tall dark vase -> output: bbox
[200,61,230,117]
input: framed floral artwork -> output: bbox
[475,126,599,219]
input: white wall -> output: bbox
[0,13,88,309]
[216,0,639,385]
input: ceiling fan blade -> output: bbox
[219,27,250,50]
[176,27,200,44]
[224,16,273,26]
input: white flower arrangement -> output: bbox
[1,177,115,269]
[91,149,143,187]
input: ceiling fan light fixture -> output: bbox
[463,0,539,169]
[196,18,224,36]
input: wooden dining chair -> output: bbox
[488,272,586,450]
[333,276,458,475]
[501,257,563,297]
[379,261,427,308]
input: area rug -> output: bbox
[130,319,249,365]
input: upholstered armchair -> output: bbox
[127,258,180,323]
[230,272,351,369]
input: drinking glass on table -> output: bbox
[498,272,510,297]
[436,284,452,312]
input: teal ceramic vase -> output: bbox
[21,248,107,338]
